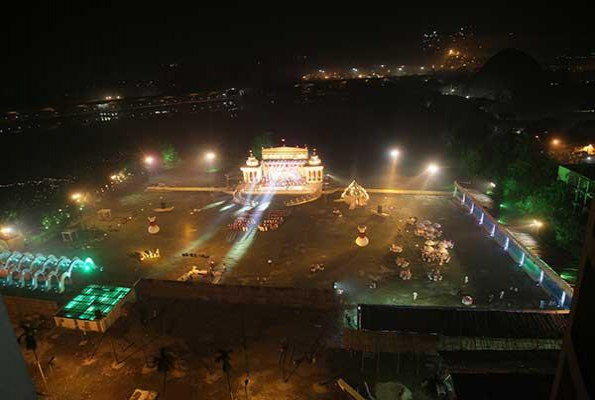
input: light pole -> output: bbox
[71,192,88,229]
[426,163,439,175]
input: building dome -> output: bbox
[308,149,321,166]
[246,150,259,167]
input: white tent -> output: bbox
[341,180,370,209]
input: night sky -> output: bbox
[2,6,593,107]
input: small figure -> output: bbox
[413,292,418,301]
[499,290,505,300]
[464,275,469,284]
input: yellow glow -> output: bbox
[427,163,439,174]
[533,219,544,228]
[71,193,82,201]
[144,155,155,165]
[205,152,216,161]
[1,226,14,235]
[551,138,560,146]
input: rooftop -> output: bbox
[559,163,595,181]
[55,284,131,321]
[358,305,567,339]
[261,146,309,160]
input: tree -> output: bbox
[251,132,274,158]
[161,144,180,169]
[216,349,233,400]
[154,347,175,398]
[18,323,48,391]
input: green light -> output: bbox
[57,285,131,321]
[84,257,95,272]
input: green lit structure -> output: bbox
[558,164,595,214]
[54,285,135,332]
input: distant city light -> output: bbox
[205,152,216,161]
[144,155,155,165]
[551,138,560,146]
[427,163,439,174]
[71,193,82,201]
[390,149,400,159]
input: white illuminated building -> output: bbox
[240,145,324,194]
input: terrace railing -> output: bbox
[453,182,573,308]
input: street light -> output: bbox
[533,219,544,228]
[144,155,155,166]
[71,193,82,201]
[390,149,400,159]
[0,226,14,236]
[426,163,439,174]
[205,152,216,161]
[551,138,560,146]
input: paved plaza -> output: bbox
[35,188,551,309]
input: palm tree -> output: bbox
[154,347,175,398]
[216,349,233,400]
[17,323,47,390]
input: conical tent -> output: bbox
[341,180,370,209]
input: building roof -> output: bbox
[559,164,595,181]
[55,285,131,321]
[441,350,560,374]
[262,146,309,160]
[358,305,566,339]
[451,373,554,400]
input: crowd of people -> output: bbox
[229,211,258,231]
[260,177,305,188]
[421,239,454,266]
[258,210,289,231]
[229,210,290,232]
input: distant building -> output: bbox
[240,145,324,190]
[551,199,595,399]
[558,164,595,214]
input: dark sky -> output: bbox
[2,6,593,107]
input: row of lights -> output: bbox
[389,148,440,174]
[144,152,216,167]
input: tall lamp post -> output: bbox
[71,192,88,229]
